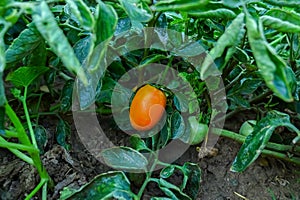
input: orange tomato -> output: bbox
[129,84,167,131]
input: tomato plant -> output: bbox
[1,0,300,199]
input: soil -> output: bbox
[0,113,300,200]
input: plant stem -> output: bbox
[262,149,300,165]
[4,130,18,138]
[249,90,273,104]
[213,128,300,152]
[5,103,32,146]
[25,178,47,200]
[137,152,159,198]
[42,181,48,200]
[211,128,300,165]
[158,56,173,85]
[0,145,34,165]
[137,175,151,199]
[0,139,39,153]
[23,86,38,149]
[5,102,54,194]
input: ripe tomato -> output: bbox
[129,84,167,131]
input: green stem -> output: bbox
[58,71,73,81]
[249,90,273,104]
[10,149,34,165]
[60,22,83,32]
[5,148,34,165]
[23,86,38,149]
[4,130,18,138]
[262,149,300,165]
[5,103,31,146]
[35,93,44,124]
[270,34,286,47]
[212,128,300,153]
[225,68,244,90]
[5,102,53,193]
[137,175,151,199]
[42,181,48,200]
[25,178,47,200]
[212,128,300,165]
[137,152,159,198]
[0,139,39,153]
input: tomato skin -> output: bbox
[129,84,167,131]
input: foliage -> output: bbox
[0,0,300,199]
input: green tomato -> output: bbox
[239,120,256,136]
[188,116,208,145]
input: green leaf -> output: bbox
[245,14,295,102]
[200,13,245,79]
[263,0,300,7]
[32,1,87,84]
[34,125,48,154]
[261,16,300,33]
[5,23,43,65]
[108,61,127,80]
[233,78,262,95]
[234,47,250,63]
[222,0,255,8]
[27,38,47,67]
[0,73,5,106]
[60,80,74,113]
[95,76,116,104]
[154,0,209,12]
[76,2,117,109]
[182,162,201,199]
[171,111,185,139]
[239,120,256,136]
[94,1,117,45]
[140,54,167,66]
[6,66,49,87]
[285,66,297,97]
[173,94,189,113]
[59,187,78,200]
[159,185,191,200]
[73,36,93,64]
[119,0,153,23]
[77,43,107,109]
[265,9,300,27]
[56,119,71,150]
[159,178,182,191]
[174,42,207,57]
[231,110,298,172]
[158,123,171,149]
[160,165,176,179]
[65,0,94,31]
[115,17,131,35]
[189,8,237,19]
[228,78,262,109]
[155,176,194,200]
[0,21,7,73]
[60,171,136,200]
[228,95,250,109]
[129,134,149,151]
[0,0,13,7]
[0,106,5,135]
[101,147,148,171]
[10,88,21,100]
